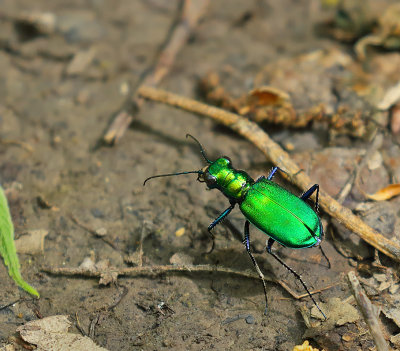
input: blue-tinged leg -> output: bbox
[244,220,268,315]
[207,202,235,253]
[266,238,327,320]
[300,184,319,212]
[267,167,289,181]
[255,175,266,183]
[318,245,331,269]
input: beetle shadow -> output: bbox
[205,206,266,254]
[190,246,307,321]
[128,119,222,162]
[272,244,331,268]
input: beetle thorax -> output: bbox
[200,157,254,201]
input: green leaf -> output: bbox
[0,185,39,297]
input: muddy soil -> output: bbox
[1,1,400,350]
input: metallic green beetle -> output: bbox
[144,135,329,319]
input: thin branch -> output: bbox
[0,298,23,310]
[278,282,339,300]
[137,86,400,262]
[348,271,389,351]
[0,139,34,153]
[74,312,88,337]
[69,214,120,252]
[103,0,210,144]
[42,264,329,300]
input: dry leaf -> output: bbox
[391,104,400,134]
[377,82,400,110]
[66,47,96,76]
[240,86,290,114]
[391,333,400,348]
[292,340,321,351]
[17,315,108,351]
[15,229,48,255]
[0,345,15,351]
[310,297,360,324]
[366,184,400,201]
[169,252,194,265]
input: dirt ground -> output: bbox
[1,1,400,350]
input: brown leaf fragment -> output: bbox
[0,345,15,351]
[103,111,133,145]
[66,47,96,76]
[239,86,290,115]
[169,252,194,265]
[16,315,108,350]
[391,333,400,348]
[366,184,400,201]
[391,104,400,134]
[15,229,48,255]
[246,86,290,107]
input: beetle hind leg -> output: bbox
[301,185,331,268]
[244,220,268,315]
[318,245,331,269]
[300,184,320,212]
[266,167,289,181]
[267,238,327,320]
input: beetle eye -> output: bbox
[204,172,217,187]
[223,156,231,164]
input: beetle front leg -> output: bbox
[244,220,268,315]
[266,238,327,320]
[206,202,235,253]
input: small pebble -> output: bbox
[91,208,104,218]
[95,227,107,236]
[245,315,255,324]
[175,227,185,237]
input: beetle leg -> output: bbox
[318,245,331,269]
[300,184,320,212]
[300,185,331,268]
[207,202,235,253]
[266,167,289,180]
[267,238,327,320]
[244,220,268,315]
[255,175,266,183]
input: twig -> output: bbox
[278,282,339,300]
[137,86,400,262]
[103,0,210,144]
[336,167,357,204]
[0,139,34,153]
[0,298,22,310]
[221,314,251,325]
[42,263,329,300]
[137,221,150,267]
[74,312,88,337]
[108,285,129,311]
[88,313,100,340]
[348,271,389,351]
[69,214,119,252]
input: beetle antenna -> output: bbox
[186,134,212,164]
[143,170,202,186]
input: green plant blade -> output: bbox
[0,185,39,297]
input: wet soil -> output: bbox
[1,1,400,350]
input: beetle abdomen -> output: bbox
[239,179,322,248]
